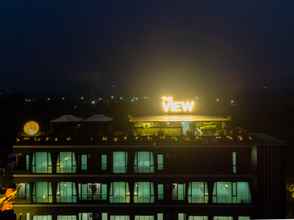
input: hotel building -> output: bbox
[12,98,286,220]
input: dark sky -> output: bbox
[1,0,294,96]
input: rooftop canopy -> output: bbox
[84,114,113,122]
[50,114,82,123]
[129,114,231,123]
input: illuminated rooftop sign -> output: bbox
[161,96,194,113]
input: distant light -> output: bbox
[61,97,65,101]
[91,100,96,105]
[216,98,220,103]
[23,121,40,136]
[110,96,114,99]
[47,97,51,101]
[80,96,85,101]
[161,96,194,113]
[230,99,235,105]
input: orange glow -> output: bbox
[0,188,17,212]
[23,121,40,136]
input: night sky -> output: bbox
[1,0,294,95]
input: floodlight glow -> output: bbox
[161,96,194,113]
[23,121,40,136]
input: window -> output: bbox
[178,213,186,220]
[134,151,154,173]
[212,182,251,204]
[213,217,233,220]
[33,216,52,220]
[32,182,52,203]
[79,183,107,200]
[232,152,237,174]
[157,154,164,171]
[32,152,52,173]
[80,154,88,171]
[157,214,164,220]
[188,182,208,203]
[57,182,77,203]
[135,216,154,220]
[102,213,108,220]
[113,152,128,173]
[78,213,93,220]
[110,216,130,220]
[57,152,77,173]
[101,154,108,171]
[17,183,30,202]
[134,182,154,203]
[238,217,250,220]
[157,184,164,200]
[110,182,130,203]
[57,216,77,220]
[26,154,30,171]
[172,183,186,200]
[188,217,208,220]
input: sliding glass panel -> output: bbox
[188,217,208,220]
[57,216,77,220]
[78,183,107,200]
[135,216,154,220]
[188,182,208,203]
[33,216,52,220]
[172,183,185,200]
[101,154,108,171]
[17,183,31,202]
[32,152,52,173]
[57,182,77,203]
[57,152,77,173]
[113,152,128,173]
[110,216,130,220]
[157,154,164,170]
[110,182,130,203]
[213,217,233,220]
[134,152,154,173]
[32,182,52,203]
[134,182,154,203]
[157,184,164,200]
[213,182,251,204]
[80,154,88,171]
[238,217,250,220]
[78,213,93,220]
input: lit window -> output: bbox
[188,217,208,220]
[188,182,208,203]
[32,182,52,203]
[101,154,108,171]
[157,213,164,220]
[134,182,154,203]
[33,216,52,220]
[57,216,77,220]
[238,217,250,220]
[78,213,93,220]
[135,216,154,220]
[57,152,77,173]
[110,182,130,203]
[178,213,185,220]
[157,154,164,171]
[102,213,108,220]
[134,151,154,173]
[79,183,107,200]
[32,152,52,173]
[80,154,88,172]
[212,182,251,204]
[113,152,128,173]
[157,184,164,200]
[213,217,233,220]
[172,183,186,201]
[57,182,77,203]
[17,183,30,202]
[110,216,130,220]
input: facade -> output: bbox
[12,113,286,220]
